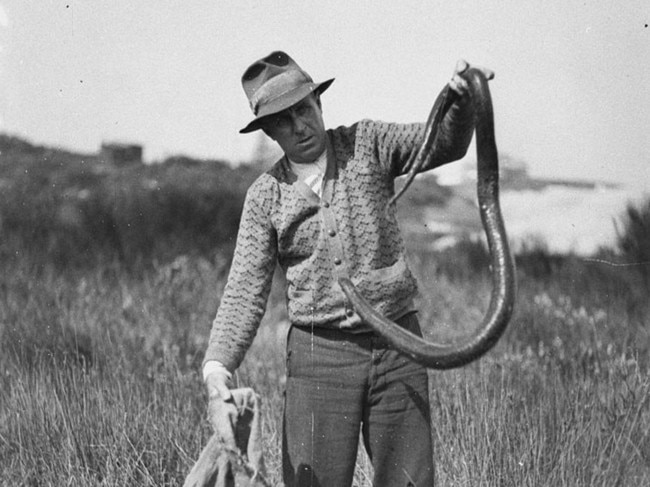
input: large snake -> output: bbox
[339,68,516,369]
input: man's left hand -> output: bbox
[449,59,495,96]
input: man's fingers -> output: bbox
[205,367,234,401]
[215,381,232,401]
[454,59,496,81]
[449,73,468,96]
[455,59,469,75]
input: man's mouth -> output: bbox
[298,136,313,145]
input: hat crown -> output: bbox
[239,51,334,133]
[242,51,313,114]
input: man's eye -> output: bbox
[272,115,289,126]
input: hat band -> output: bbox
[250,69,312,115]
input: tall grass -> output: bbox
[2,244,649,485]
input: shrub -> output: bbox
[616,197,650,289]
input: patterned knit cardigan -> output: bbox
[205,92,474,371]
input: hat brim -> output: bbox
[239,78,334,134]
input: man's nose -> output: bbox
[291,114,307,134]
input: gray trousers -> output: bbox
[282,313,434,487]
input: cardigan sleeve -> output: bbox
[203,180,278,372]
[374,84,475,178]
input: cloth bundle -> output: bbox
[183,388,267,487]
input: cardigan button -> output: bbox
[328,229,336,237]
[334,258,342,265]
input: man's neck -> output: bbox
[288,148,327,166]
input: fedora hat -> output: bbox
[239,51,334,134]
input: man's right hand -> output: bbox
[205,363,233,401]
[204,363,238,449]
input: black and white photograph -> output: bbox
[1,1,648,485]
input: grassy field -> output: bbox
[1,246,649,486]
[1,135,649,485]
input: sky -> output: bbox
[0,0,648,189]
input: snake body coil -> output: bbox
[339,68,516,369]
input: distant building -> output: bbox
[100,142,143,166]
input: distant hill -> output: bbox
[0,133,260,266]
[2,133,632,260]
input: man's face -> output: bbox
[262,94,326,164]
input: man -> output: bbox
[203,50,492,486]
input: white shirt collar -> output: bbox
[288,150,327,197]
